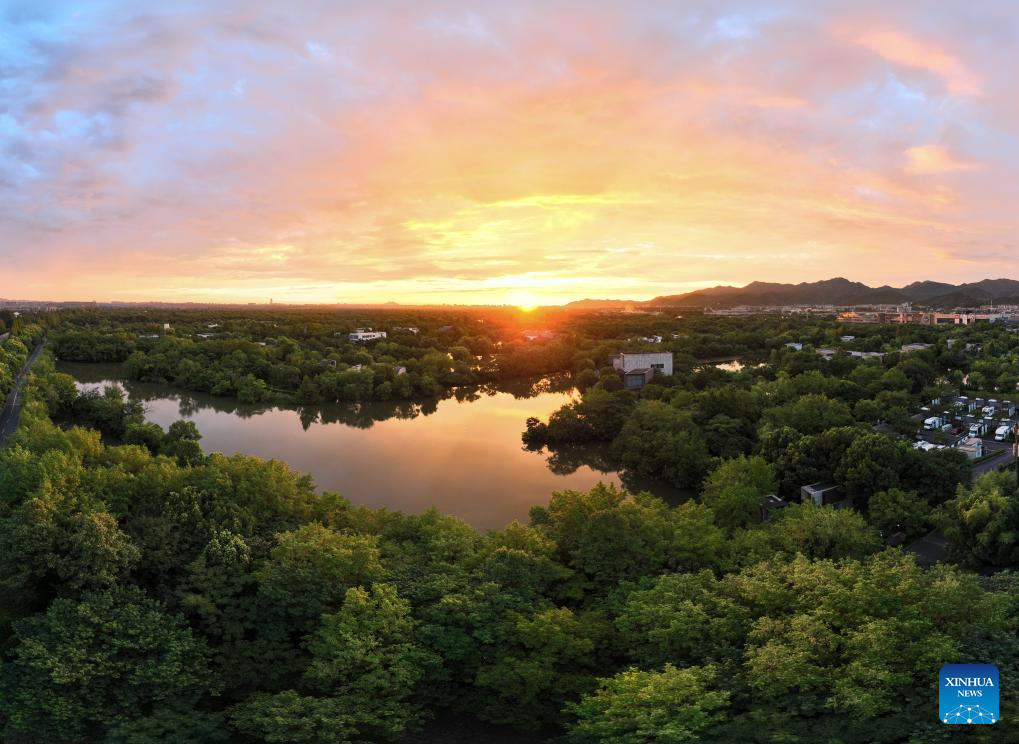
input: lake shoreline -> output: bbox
[57,361,626,529]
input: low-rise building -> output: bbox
[932,313,1005,325]
[957,437,984,460]
[816,348,883,360]
[611,352,673,377]
[348,329,387,342]
[849,350,885,359]
[760,494,789,522]
[610,352,674,390]
[800,481,850,508]
[622,368,654,389]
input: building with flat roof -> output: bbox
[930,313,1005,325]
[760,494,789,521]
[611,352,673,390]
[348,329,387,342]
[800,481,850,508]
[611,352,673,376]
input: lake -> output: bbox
[57,362,625,529]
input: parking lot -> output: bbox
[915,397,1018,476]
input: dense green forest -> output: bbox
[48,307,983,406]
[2,310,1019,742]
[524,337,974,509]
[0,311,42,404]
[51,305,1019,409]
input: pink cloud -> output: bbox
[855,27,982,96]
[904,145,983,175]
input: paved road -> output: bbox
[0,339,47,443]
[973,439,1017,478]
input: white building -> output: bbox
[611,352,673,389]
[784,342,803,351]
[612,352,673,376]
[957,437,984,460]
[348,329,387,342]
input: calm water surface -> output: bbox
[58,362,623,529]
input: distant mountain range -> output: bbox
[561,299,636,309]
[619,277,1019,308]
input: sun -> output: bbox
[509,289,539,312]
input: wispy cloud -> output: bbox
[904,144,983,175]
[856,27,982,96]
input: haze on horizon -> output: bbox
[4,1,1019,306]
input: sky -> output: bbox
[3,1,1019,305]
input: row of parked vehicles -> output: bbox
[922,412,1016,441]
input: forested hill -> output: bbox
[647,276,1019,307]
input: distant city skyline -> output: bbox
[5,1,1019,305]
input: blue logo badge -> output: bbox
[940,664,998,724]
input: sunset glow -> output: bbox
[4,2,1019,304]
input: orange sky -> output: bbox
[4,2,1019,304]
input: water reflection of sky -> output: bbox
[59,362,624,529]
